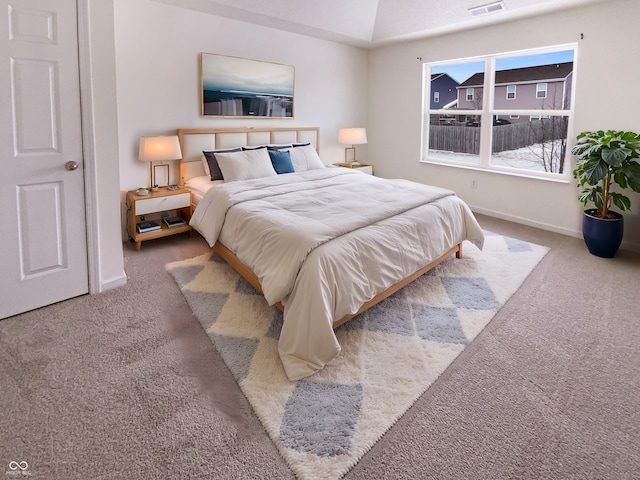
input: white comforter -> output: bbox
[190,168,484,380]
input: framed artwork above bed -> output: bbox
[200,53,295,118]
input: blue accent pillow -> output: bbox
[268,149,295,174]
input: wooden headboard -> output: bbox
[177,126,320,184]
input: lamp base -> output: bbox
[344,146,356,162]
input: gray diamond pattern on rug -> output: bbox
[343,292,415,336]
[235,276,261,295]
[504,235,533,252]
[413,305,468,344]
[266,311,284,340]
[169,264,204,288]
[212,334,260,382]
[166,232,549,480]
[181,290,228,331]
[280,380,363,457]
[441,276,500,310]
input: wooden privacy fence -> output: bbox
[429,120,567,154]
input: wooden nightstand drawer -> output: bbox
[135,192,190,215]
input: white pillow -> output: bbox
[201,155,210,177]
[215,148,277,182]
[289,144,325,171]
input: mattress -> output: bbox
[184,175,223,205]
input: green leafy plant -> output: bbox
[571,130,640,219]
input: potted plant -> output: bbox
[571,130,640,257]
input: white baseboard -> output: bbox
[97,273,127,293]
[470,206,640,254]
[470,205,582,238]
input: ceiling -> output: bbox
[154,0,605,48]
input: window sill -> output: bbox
[420,157,571,184]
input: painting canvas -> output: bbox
[201,53,294,118]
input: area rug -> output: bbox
[166,231,548,479]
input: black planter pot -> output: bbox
[582,209,624,258]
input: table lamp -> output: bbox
[138,135,182,188]
[338,128,367,164]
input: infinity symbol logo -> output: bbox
[8,461,28,471]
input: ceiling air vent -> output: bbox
[468,1,506,17]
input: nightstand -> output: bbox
[126,187,192,250]
[334,162,374,175]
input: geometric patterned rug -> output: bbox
[166,231,549,479]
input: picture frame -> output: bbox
[153,164,170,187]
[200,53,294,118]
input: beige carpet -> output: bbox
[1,214,639,479]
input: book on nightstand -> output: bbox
[136,220,161,233]
[163,216,187,228]
[334,162,366,168]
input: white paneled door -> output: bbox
[0,0,88,319]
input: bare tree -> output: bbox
[526,87,568,173]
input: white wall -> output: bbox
[114,0,369,194]
[84,0,125,291]
[368,0,640,251]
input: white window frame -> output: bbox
[506,85,516,100]
[536,82,548,98]
[466,87,474,101]
[530,114,551,120]
[434,91,440,103]
[422,44,577,181]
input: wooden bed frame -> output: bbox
[177,126,462,329]
[214,241,462,329]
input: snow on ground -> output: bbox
[429,141,566,173]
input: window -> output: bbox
[434,91,440,103]
[423,45,575,178]
[536,83,547,98]
[530,114,551,120]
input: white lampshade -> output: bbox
[138,135,182,162]
[338,128,367,145]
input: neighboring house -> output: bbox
[457,62,573,122]
[430,73,459,110]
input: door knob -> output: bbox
[65,161,78,171]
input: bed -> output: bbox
[178,127,485,381]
